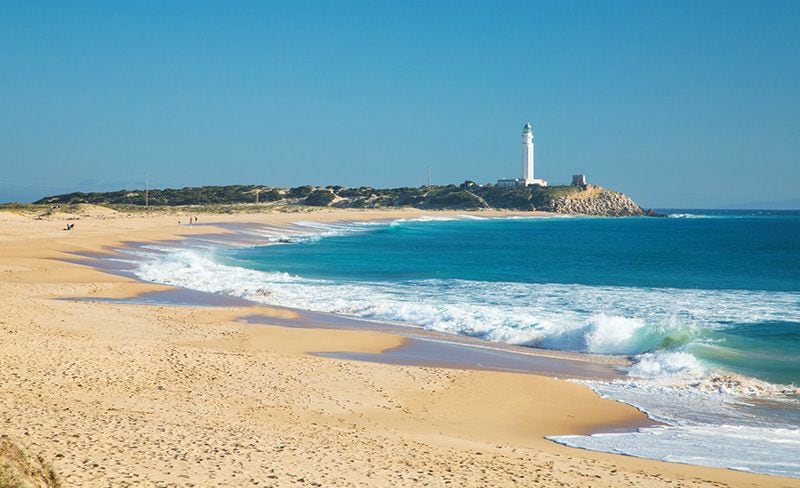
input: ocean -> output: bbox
[131,210,800,478]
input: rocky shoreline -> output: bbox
[544,187,649,216]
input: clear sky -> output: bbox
[1,1,798,208]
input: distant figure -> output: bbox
[63,223,74,231]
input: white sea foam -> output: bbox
[128,237,800,478]
[245,220,388,245]
[132,247,800,359]
[126,217,800,478]
[550,424,800,478]
[628,351,707,379]
[551,376,800,478]
[388,215,462,226]
[668,213,712,219]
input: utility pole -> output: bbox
[427,166,431,188]
[145,173,149,207]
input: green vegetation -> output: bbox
[304,189,336,206]
[287,186,313,198]
[31,182,639,213]
[423,188,485,209]
[34,185,271,206]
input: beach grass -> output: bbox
[0,436,61,488]
[0,201,400,216]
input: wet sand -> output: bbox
[1,204,797,487]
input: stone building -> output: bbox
[571,174,587,187]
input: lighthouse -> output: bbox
[522,122,534,183]
[497,122,548,187]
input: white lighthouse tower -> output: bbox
[497,122,547,187]
[522,122,534,183]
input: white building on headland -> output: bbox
[497,122,548,187]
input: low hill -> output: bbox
[34,183,649,216]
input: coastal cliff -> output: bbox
[34,183,649,217]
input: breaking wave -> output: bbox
[668,213,712,219]
[133,247,799,372]
[124,214,800,478]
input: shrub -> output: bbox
[304,190,335,206]
[479,187,532,210]
[424,189,483,209]
[288,186,314,198]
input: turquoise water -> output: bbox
[227,211,800,291]
[218,210,800,385]
[131,209,800,476]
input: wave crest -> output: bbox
[668,213,711,219]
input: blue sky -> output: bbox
[1,1,798,208]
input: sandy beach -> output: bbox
[1,205,797,487]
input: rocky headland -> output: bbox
[545,186,647,216]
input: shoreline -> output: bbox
[1,205,797,486]
[70,237,632,374]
